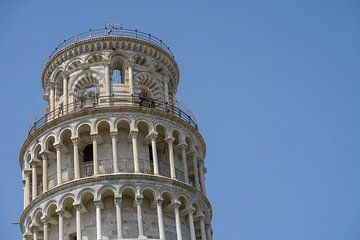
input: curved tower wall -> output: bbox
[19,27,212,240]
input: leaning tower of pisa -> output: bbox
[19,25,212,240]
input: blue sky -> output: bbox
[0,0,360,239]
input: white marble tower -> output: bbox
[19,25,212,240]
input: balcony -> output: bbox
[28,95,197,136]
[49,25,174,59]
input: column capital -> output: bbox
[148,131,158,139]
[135,195,143,205]
[71,137,79,146]
[156,197,164,204]
[90,134,99,142]
[39,150,49,160]
[56,209,64,216]
[173,200,181,208]
[114,197,122,205]
[165,136,175,144]
[23,168,32,175]
[110,131,118,138]
[196,212,206,221]
[41,215,49,224]
[177,142,188,150]
[94,200,103,207]
[129,130,138,138]
[30,159,40,167]
[73,203,82,210]
[185,206,196,215]
[53,143,63,151]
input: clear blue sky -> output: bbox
[1,0,359,239]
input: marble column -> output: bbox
[74,204,82,240]
[54,144,62,185]
[166,136,176,179]
[199,214,207,240]
[32,226,38,240]
[42,216,49,240]
[135,196,144,238]
[111,132,119,173]
[31,160,38,199]
[130,131,140,173]
[91,135,99,175]
[179,143,189,184]
[128,65,134,95]
[174,201,183,240]
[63,76,68,114]
[188,207,196,240]
[115,197,123,239]
[72,138,80,179]
[206,223,212,240]
[199,160,207,194]
[150,132,159,175]
[156,198,165,239]
[190,152,200,190]
[41,152,48,192]
[95,201,102,240]
[104,61,111,98]
[57,210,64,240]
[24,170,31,206]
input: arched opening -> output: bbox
[83,144,93,162]
[116,120,131,172]
[78,124,93,177]
[137,121,150,173]
[121,188,137,238]
[111,56,124,84]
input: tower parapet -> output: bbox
[19,26,212,240]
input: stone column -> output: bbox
[206,223,212,240]
[104,61,111,98]
[32,226,38,240]
[54,144,62,185]
[199,214,207,240]
[150,132,159,175]
[156,198,165,240]
[174,201,183,240]
[115,197,123,239]
[72,138,80,179]
[135,196,144,238]
[24,170,31,206]
[130,131,140,173]
[41,152,48,192]
[128,65,134,95]
[57,210,64,240]
[166,136,176,179]
[91,135,99,175]
[111,132,119,173]
[95,201,102,240]
[63,76,68,114]
[199,160,207,194]
[74,204,82,240]
[179,143,189,184]
[42,217,49,240]
[190,152,200,190]
[188,207,196,240]
[31,160,38,200]
[49,84,55,114]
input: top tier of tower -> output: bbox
[41,27,180,115]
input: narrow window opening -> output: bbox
[112,69,124,84]
[83,144,93,162]
[149,145,153,161]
